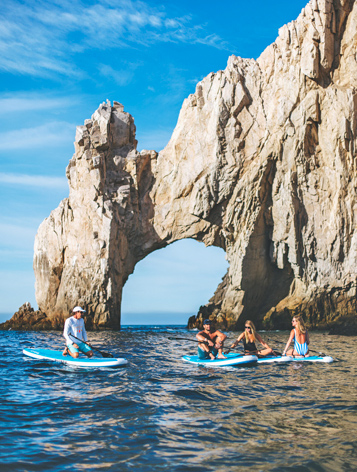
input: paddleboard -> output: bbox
[284,354,333,363]
[238,354,333,364]
[182,352,257,367]
[256,355,293,364]
[23,348,128,368]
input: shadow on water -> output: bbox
[0,327,356,471]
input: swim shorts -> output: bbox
[67,341,92,354]
[198,346,218,360]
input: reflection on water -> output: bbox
[0,328,356,471]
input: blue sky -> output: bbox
[0,0,307,324]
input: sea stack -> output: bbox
[33,0,357,330]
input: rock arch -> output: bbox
[120,238,228,324]
[34,0,357,329]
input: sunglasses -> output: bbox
[245,326,252,330]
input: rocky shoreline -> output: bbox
[1,302,356,335]
[0,303,91,332]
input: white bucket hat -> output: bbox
[73,306,86,313]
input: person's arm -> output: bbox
[81,319,88,342]
[306,331,309,346]
[230,332,244,348]
[215,331,227,342]
[213,331,227,348]
[282,330,294,355]
[63,319,74,345]
[256,333,271,350]
[196,331,212,345]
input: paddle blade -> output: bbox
[91,347,114,358]
[98,350,114,358]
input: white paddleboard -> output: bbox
[284,354,333,363]
[256,355,293,364]
[256,354,333,363]
[23,348,128,368]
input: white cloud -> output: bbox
[0,94,76,113]
[99,63,140,86]
[0,121,74,150]
[0,0,228,78]
[0,172,68,189]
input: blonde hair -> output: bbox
[293,315,307,334]
[244,320,257,343]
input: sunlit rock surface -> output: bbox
[33,0,357,330]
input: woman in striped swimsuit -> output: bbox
[282,315,309,357]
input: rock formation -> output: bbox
[31,0,356,330]
[0,303,56,331]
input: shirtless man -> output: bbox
[196,319,227,360]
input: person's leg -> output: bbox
[67,344,80,358]
[215,341,227,359]
[257,348,274,357]
[198,343,216,360]
[198,346,210,360]
[78,342,93,358]
[292,348,307,357]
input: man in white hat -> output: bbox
[62,306,93,358]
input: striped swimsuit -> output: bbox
[293,329,308,356]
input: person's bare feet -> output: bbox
[217,354,227,359]
[62,347,68,356]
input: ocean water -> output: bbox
[0,326,356,472]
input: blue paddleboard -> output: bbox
[182,352,257,367]
[23,348,128,368]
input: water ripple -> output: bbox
[0,328,356,471]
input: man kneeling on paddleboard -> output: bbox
[196,319,227,360]
[62,307,93,358]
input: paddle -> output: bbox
[267,337,326,357]
[225,342,244,354]
[225,342,282,356]
[168,336,209,344]
[169,336,240,358]
[68,334,114,358]
[168,336,236,346]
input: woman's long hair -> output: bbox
[244,320,257,343]
[293,315,307,334]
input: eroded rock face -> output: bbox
[34,101,161,327]
[34,0,357,330]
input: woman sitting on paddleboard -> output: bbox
[282,315,309,357]
[230,320,275,357]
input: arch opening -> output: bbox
[121,239,229,326]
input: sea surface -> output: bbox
[0,326,356,472]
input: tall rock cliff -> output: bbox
[34,0,357,329]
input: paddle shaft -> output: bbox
[168,336,209,344]
[69,334,114,358]
[225,342,281,356]
[168,336,233,345]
